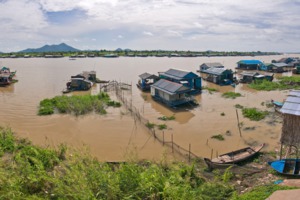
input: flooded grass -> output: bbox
[211,134,225,141]
[242,108,269,121]
[158,115,176,121]
[249,76,300,91]
[38,92,121,116]
[222,92,242,99]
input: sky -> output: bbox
[0,0,300,52]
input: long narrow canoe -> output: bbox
[204,143,265,169]
[268,159,300,176]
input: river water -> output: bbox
[0,54,298,161]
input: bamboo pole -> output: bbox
[189,144,191,162]
[172,134,174,153]
[236,109,242,137]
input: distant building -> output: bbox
[236,60,265,70]
[239,71,273,83]
[265,63,287,73]
[199,62,224,72]
[201,67,234,85]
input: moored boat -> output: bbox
[204,143,265,169]
[268,159,300,176]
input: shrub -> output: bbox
[242,108,269,121]
[222,92,242,99]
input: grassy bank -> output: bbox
[38,92,121,116]
[0,127,296,199]
[249,76,300,91]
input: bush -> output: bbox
[222,92,242,99]
[242,108,269,121]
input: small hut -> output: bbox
[137,72,160,91]
[280,90,300,148]
[201,67,234,85]
[236,60,265,70]
[265,63,287,73]
[239,71,273,83]
[199,62,224,72]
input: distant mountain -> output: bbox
[19,43,80,53]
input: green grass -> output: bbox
[157,124,167,130]
[242,108,269,121]
[158,115,176,121]
[211,134,225,141]
[249,76,300,91]
[202,86,219,94]
[38,92,121,116]
[222,92,242,99]
[0,127,237,199]
[232,184,297,200]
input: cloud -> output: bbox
[143,31,153,36]
[0,0,300,52]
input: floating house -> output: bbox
[137,72,160,91]
[201,67,234,85]
[158,68,202,94]
[199,62,224,72]
[265,63,287,73]
[67,78,93,91]
[64,71,96,92]
[0,67,17,86]
[150,79,196,107]
[239,71,273,83]
[236,60,265,70]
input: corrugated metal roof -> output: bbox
[237,60,263,65]
[271,63,287,67]
[160,68,190,80]
[201,62,224,68]
[280,90,300,116]
[139,72,159,80]
[151,79,189,95]
[202,67,229,75]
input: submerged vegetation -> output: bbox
[249,76,300,91]
[211,134,225,141]
[202,86,219,94]
[38,92,121,116]
[222,92,242,99]
[242,108,269,121]
[158,115,176,121]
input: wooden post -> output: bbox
[236,109,242,137]
[189,143,191,162]
[211,149,213,160]
[171,134,174,153]
[206,139,208,145]
[280,143,283,160]
[163,131,165,146]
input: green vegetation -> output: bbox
[38,92,121,116]
[232,184,296,200]
[158,115,176,121]
[249,76,300,91]
[0,127,238,199]
[235,104,244,109]
[157,124,167,130]
[202,86,218,94]
[222,92,242,99]
[211,134,225,141]
[242,108,269,121]
[145,122,155,129]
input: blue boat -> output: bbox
[271,99,284,108]
[268,159,300,176]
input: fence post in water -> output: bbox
[172,134,174,153]
[163,131,165,146]
[189,143,191,162]
[236,109,242,137]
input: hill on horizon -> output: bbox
[19,43,81,53]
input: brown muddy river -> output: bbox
[0,54,298,161]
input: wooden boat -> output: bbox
[268,159,300,176]
[204,143,265,169]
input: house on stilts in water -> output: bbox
[279,90,300,158]
[137,72,160,91]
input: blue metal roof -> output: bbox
[280,90,300,116]
[151,79,190,95]
[237,60,263,65]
